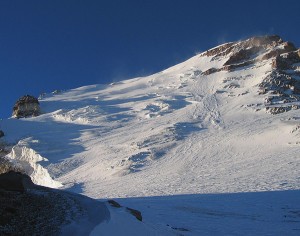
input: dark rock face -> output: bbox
[0,171,72,235]
[272,51,300,70]
[0,130,4,138]
[0,171,33,192]
[223,47,261,66]
[12,95,40,118]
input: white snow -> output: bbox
[90,203,173,236]
[6,138,62,188]
[1,44,300,235]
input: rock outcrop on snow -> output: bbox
[202,35,299,75]
[12,95,40,118]
[200,35,300,114]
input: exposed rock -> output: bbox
[222,60,254,72]
[272,56,290,70]
[262,50,281,60]
[126,207,143,222]
[0,157,24,175]
[202,35,283,59]
[201,35,298,76]
[266,106,299,115]
[202,67,220,75]
[12,95,40,118]
[0,171,111,236]
[201,35,300,115]
[282,41,297,52]
[284,50,300,63]
[224,47,261,66]
[259,71,294,93]
[0,130,4,138]
[272,50,300,70]
[108,199,122,208]
[107,199,143,221]
[0,171,33,192]
[203,42,235,57]
[224,83,240,89]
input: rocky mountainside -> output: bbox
[1,35,300,235]
[202,35,300,114]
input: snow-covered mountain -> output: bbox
[1,35,300,235]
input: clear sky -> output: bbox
[1,0,300,118]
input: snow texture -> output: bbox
[1,36,300,235]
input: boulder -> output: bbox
[12,95,40,118]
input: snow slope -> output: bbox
[1,35,300,235]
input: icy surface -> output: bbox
[1,40,300,235]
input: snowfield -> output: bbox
[1,36,300,235]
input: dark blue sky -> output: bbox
[1,0,300,118]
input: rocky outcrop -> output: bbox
[0,171,111,235]
[203,42,235,57]
[201,35,300,76]
[108,199,143,221]
[0,130,4,138]
[202,35,283,58]
[12,95,40,118]
[272,50,300,70]
[266,105,299,115]
[0,171,33,192]
[259,70,300,114]
[259,71,296,95]
[200,35,300,115]
[223,47,261,66]
[202,67,219,75]
[0,171,72,235]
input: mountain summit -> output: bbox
[1,35,300,235]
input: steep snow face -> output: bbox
[6,139,62,188]
[2,35,300,198]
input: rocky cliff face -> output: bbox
[12,95,40,118]
[201,35,300,114]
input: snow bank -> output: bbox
[6,139,62,188]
